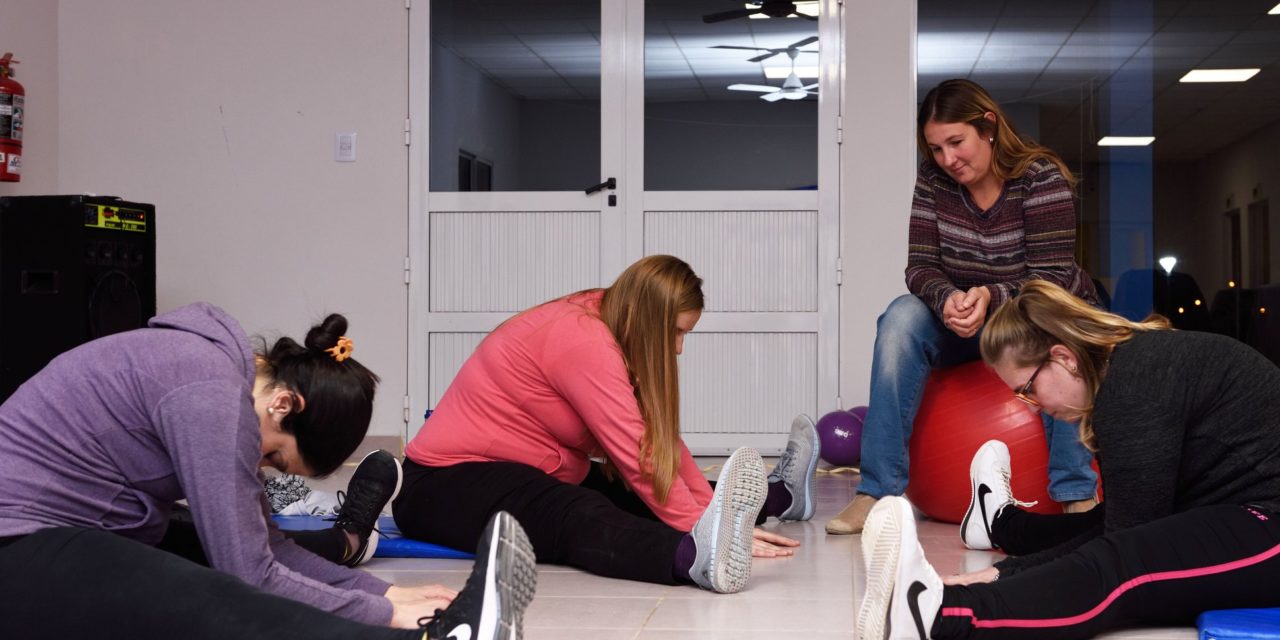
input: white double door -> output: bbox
[408,0,843,454]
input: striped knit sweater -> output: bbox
[905,158,1099,318]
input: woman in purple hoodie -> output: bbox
[0,303,535,640]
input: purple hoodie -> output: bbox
[0,303,392,625]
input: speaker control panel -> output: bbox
[83,204,148,233]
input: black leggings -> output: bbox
[0,527,417,640]
[158,505,349,567]
[935,504,1280,639]
[393,459,687,585]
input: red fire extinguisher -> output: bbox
[0,53,24,182]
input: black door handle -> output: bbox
[585,177,616,195]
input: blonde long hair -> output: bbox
[597,255,704,503]
[980,280,1170,449]
[918,79,1077,188]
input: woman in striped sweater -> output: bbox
[826,79,1101,536]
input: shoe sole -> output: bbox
[478,512,538,640]
[705,448,767,594]
[351,450,405,565]
[856,499,907,640]
[959,442,1000,551]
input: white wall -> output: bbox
[839,0,917,407]
[55,0,410,437]
[0,0,59,194]
[26,0,921,429]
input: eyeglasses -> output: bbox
[1014,359,1049,408]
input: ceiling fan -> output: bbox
[702,0,818,23]
[727,49,819,102]
[711,35,818,63]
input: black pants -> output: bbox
[158,505,349,567]
[393,459,687,585]
[935,504,1280,639]
[0,527,417,640]
[989,502,1105,556]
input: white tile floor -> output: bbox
[335,461,1196,639]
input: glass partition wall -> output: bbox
[918,0,1280,363]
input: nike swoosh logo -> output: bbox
[977,484,993,540]
[446,623,473,640]
[907,580,928,639]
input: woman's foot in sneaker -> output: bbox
[689,447,768,593]
[334,449,403,566]
[856,497,943,640]
[766,414,821,521]
[421,511,538,640]
[959,440,1037,551]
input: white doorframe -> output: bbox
[408,0,844,451]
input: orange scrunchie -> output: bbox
[327,336,354,362]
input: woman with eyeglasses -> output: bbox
[826,78,1100,536]
[855,279,1280,640]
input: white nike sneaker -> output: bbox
[856,497,943,640]
[960,440,1038,551]
[423,511,537,640]
[689,447,768,594]
[767,414,821,521]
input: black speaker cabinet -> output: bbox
[0,195,156,401]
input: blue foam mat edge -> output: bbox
[272,514,474,560]
[1198,608,1280,640]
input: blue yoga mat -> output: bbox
[1198,608,1280,639]
[272,514,474,560]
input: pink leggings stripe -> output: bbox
[941,541,1280,629]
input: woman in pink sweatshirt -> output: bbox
[395,255,822,593]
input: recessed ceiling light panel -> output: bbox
[1097,136,1155,146]
[1179,68,1260,83]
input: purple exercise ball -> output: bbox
[816,407,865,466]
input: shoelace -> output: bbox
[770,442,799,482]
[333,490,386,538]
[1000,467,1039,509]
[416,611,444,639]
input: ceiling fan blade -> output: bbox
[761,91,788,102]
[710,45,771,51]
[802,82,819,90]
[748,51,780,63]
[789,36,819,49]
[703,8,758,23]
[727,84,782,92]
[794,12,818,21]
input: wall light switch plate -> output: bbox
[335,132,357,162]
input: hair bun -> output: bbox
[304,313,351,352]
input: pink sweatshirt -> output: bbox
[405,291,713,532]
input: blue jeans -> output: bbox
[855,294,1097,503]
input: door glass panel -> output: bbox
[430,0,601,191]
[645,0,820,190]
[918,0,1280,363]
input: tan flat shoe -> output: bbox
[1062,497,1099,514]
[825,493,878,535]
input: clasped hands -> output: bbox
[943,286,992,338]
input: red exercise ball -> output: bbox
[905,360,1060,523]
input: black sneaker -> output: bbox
[334,449,402,567]
[423,511,538,640]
